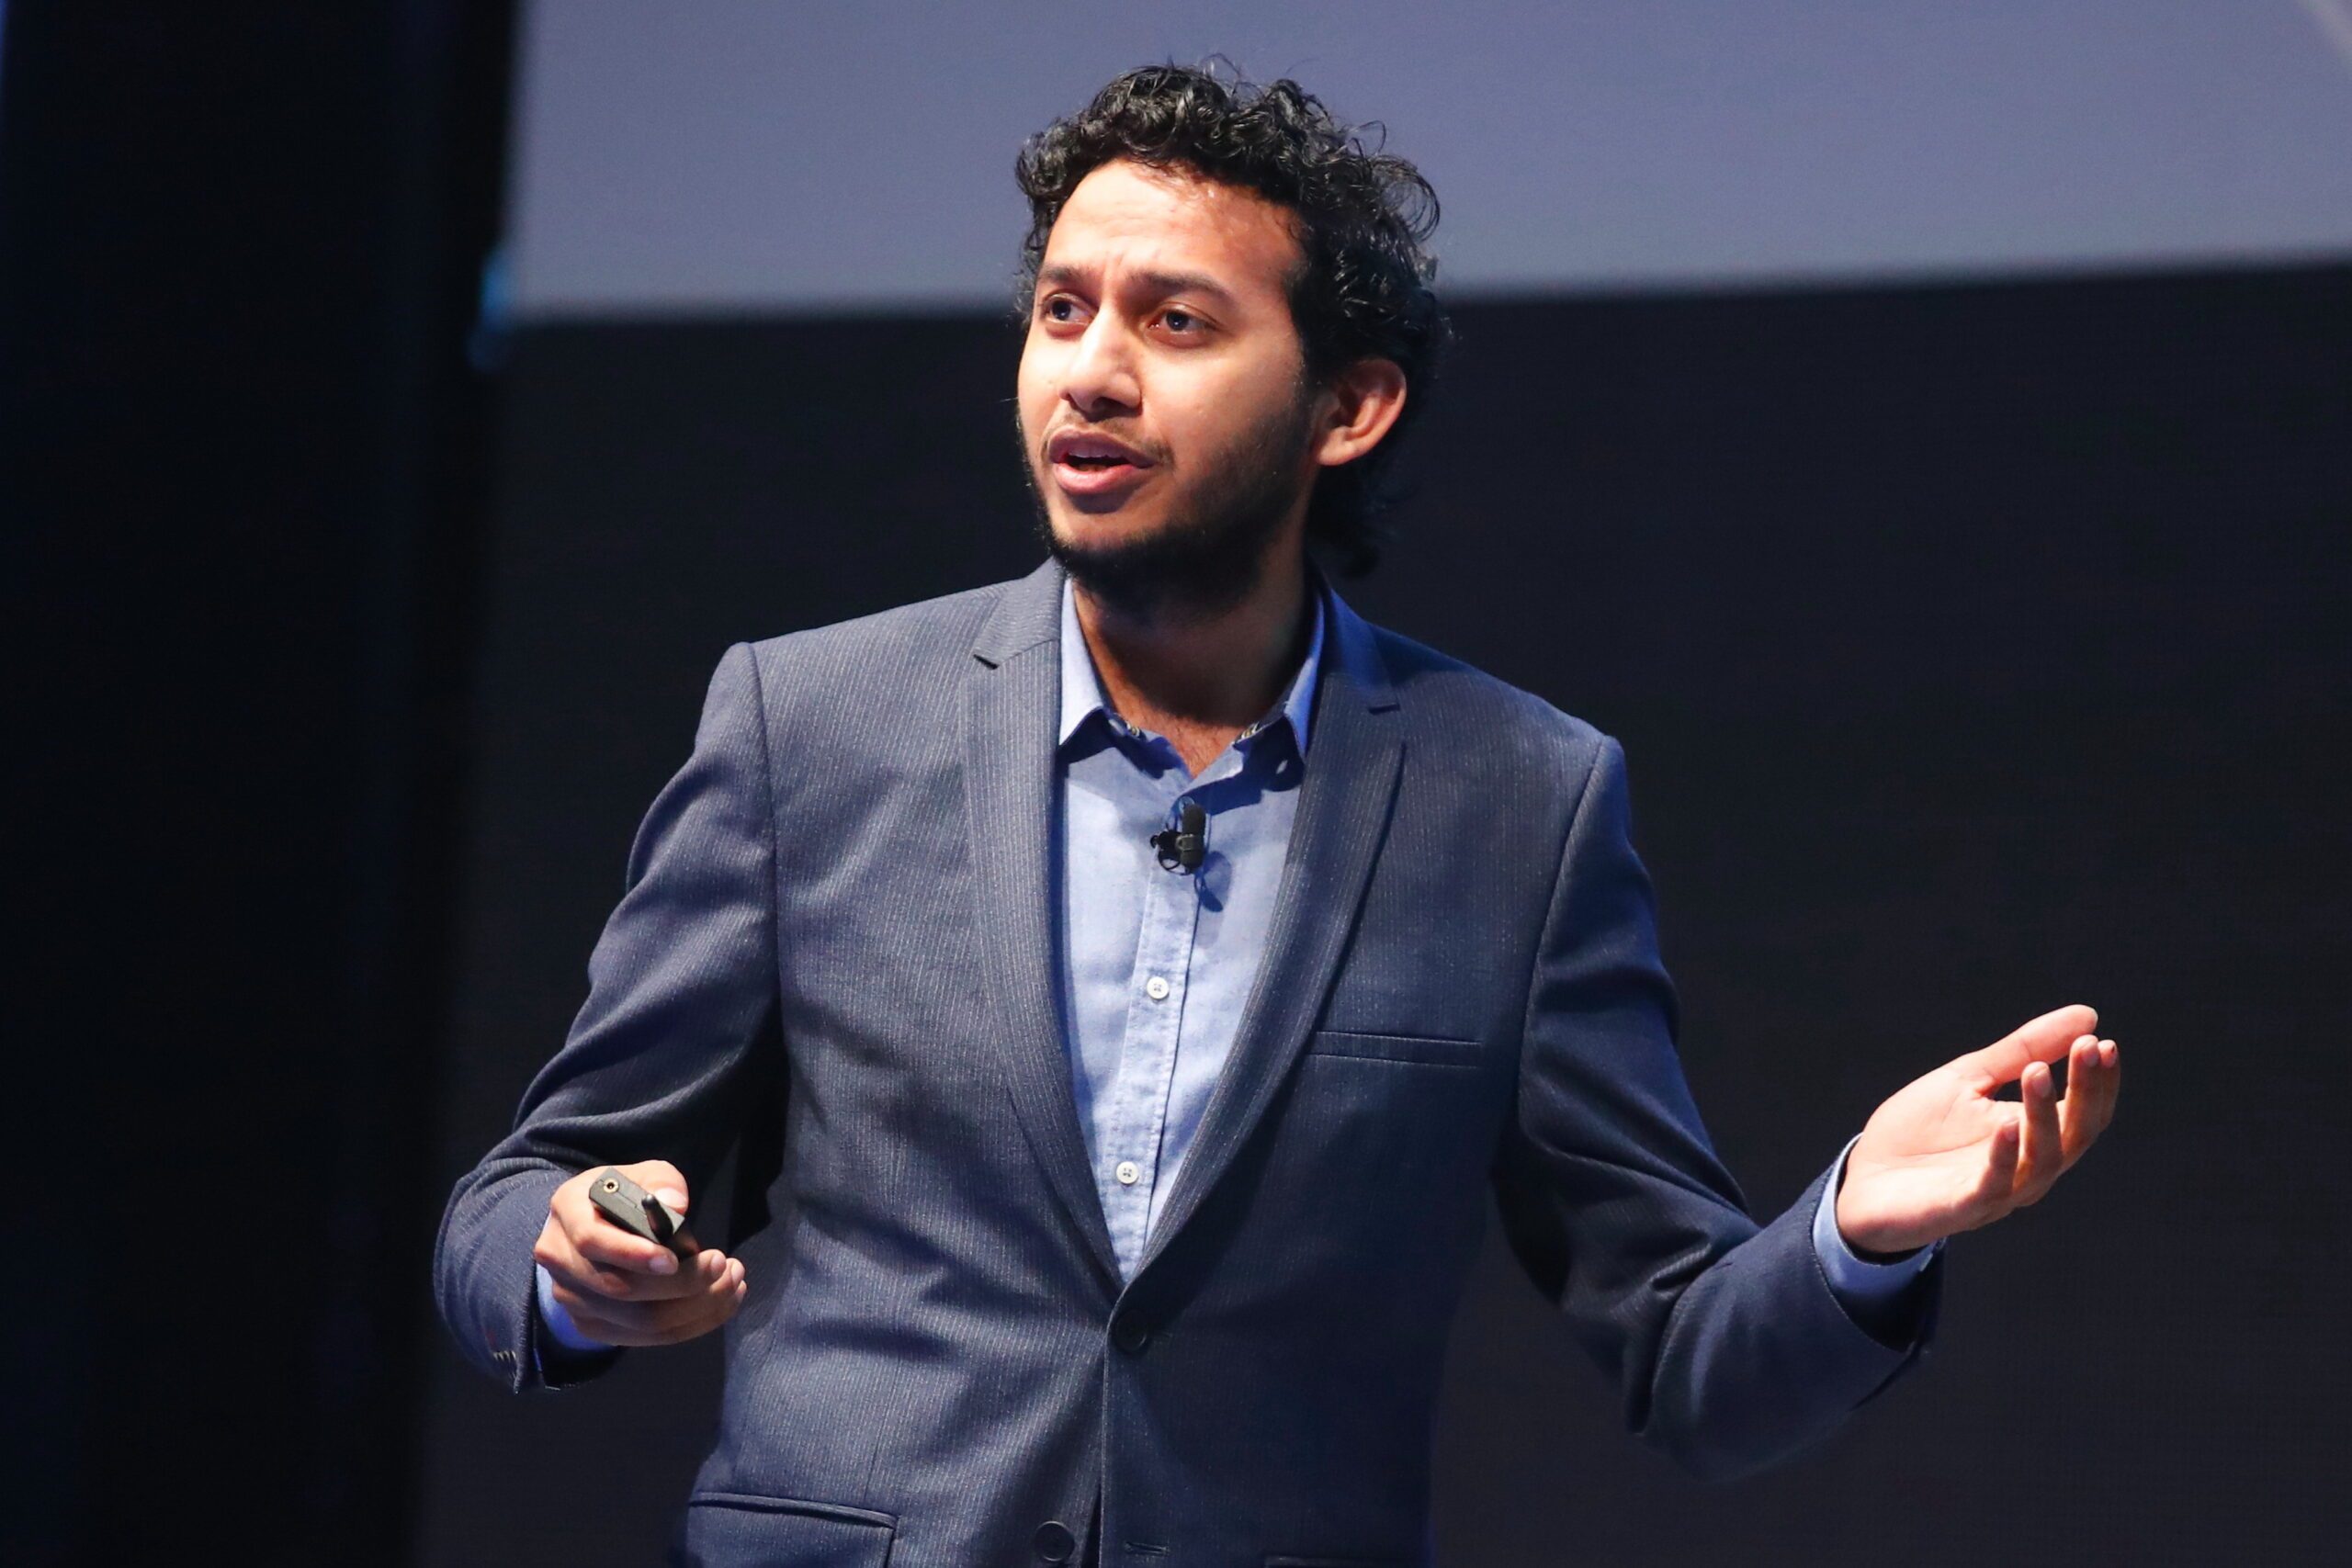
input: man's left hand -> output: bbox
[1836,1003,2122,1256]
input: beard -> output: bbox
[1018,384,1316,626]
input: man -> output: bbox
[435,65,2120,1567]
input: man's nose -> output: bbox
[1061,313,1140,416]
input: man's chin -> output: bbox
[1036,491,1188,561]
[1040,518,1269,626]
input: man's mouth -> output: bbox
[1047,432,1155,496]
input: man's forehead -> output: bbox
[1042,160,1301,294]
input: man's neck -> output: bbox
[1072,547,1312,777]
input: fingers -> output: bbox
[2061,1035,2122,1163]
[550,1182,682,1279]
[578,1215,685,1278]
[2007,1032,2123,1206]
[539,1164,716,1302]
[1971,1111,2021,1213]
[1950,1032,2120,1228]
[532,1160,749,1346]
[539,1227,718,1303]
[2013,1054,2067,1203]
[1967,1003,2098,1091]
[566,1252,743,1347]
[547,1249,749,1347]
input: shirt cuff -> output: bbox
[1814,1133,1944,1306]
[535,1261,616,1354]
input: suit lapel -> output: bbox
[965,559,1125,1293]
[1134,583,1405,1280]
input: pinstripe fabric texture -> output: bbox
[434,558,1941,1567]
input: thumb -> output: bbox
[626,1159,690,1214]
[1967,1003,2098,1092]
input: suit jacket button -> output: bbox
[1033,1519,1077,1562]
[1113,1318,1151,1355]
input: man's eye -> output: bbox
[1160,309,1197,333]
[1042,297,1079,322]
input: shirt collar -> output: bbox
[1057,568,1327,759]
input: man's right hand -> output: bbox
[533,1160,748,1347]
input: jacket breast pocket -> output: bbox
[1305,1028,1484,1068]
[675,1491,896,1568]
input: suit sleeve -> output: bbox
[1490,733,1941,1480]
[433,641,785,1393]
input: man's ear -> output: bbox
[1313,357,1408,469]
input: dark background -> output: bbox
[9,7,2348,1564]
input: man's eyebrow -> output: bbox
[1035,264,1240,306]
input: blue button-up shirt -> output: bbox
[1054,573,1326,1280]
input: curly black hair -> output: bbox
[1014,60,1452,577]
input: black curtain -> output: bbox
[4,6,515,1562]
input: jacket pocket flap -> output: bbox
[1306,1029,1483,1066]
[680,1491,895,1567]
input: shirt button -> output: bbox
[1144,975,1170,1000]
[1114,1160,1140,1185]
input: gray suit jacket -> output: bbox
[435,558,1940,1568]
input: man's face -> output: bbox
[1015,157,1324,622]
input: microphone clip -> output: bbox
[1151,799,1208,874]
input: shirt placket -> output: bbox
[1095,739,1252,1277]
[1100,820,1194,1273]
